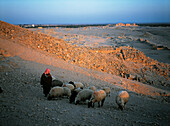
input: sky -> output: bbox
[0,0,170,24]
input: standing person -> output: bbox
[40,68,52,97]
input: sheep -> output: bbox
[52,79,63,87]
[47,86,71,100]
[69,88,83,103]
[75,89,94,105]
[88,86,96,91]
[69,81,84,89]
[68,81,76,88]
[62,83,75,91]
[103,87,111,97]
[88,90,106,108]
[47,86,63,100]
[74,82,84,89]
[63,87,71,98]
[116,91,129,110]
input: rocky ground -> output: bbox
[0,21,170,126]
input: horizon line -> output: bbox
[15,22,170,25]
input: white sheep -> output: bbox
[47,86,63,100]
[74,82,84,89]
[116,91,129,110]
[47,86,71,100]
[88,90,106,108]
[88,86,96,91]
[63,87,71,98]
[62,83,75,91]
[69,81,84,89]
[103,87,111,97]
[75,89,94,105]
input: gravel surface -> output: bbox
[0,53,170,126]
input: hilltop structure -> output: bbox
[116,23,138,27]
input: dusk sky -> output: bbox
[0,0,170,24]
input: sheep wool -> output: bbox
[52,79,63,87]
[63,87,71,98]
[69,81,84,89]
[47,86,64,100]
[74,82,84,89]
[63,84,75,91]
[75,89,94,105]
[88,86,96,91]
[116,91,129,110]
[88,90,106,108]
[103,87,111,97]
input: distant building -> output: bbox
[116,23,138,27]
[132,23,138,26]
[116,23,126,27]
[126,23,131,26]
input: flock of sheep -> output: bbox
[41,68,129,110]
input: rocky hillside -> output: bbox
[0,21,169,89]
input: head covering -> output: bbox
[44,68,50,74]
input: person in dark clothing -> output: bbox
[40,68,52,97]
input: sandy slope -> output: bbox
[1,38,170,126]
[0,21,170,125]
[1,38,169,97]
[1,21,170,89]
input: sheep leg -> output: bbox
[75,101,79,105]
[101,98,105,107]
[98,102,101,107]
[92,103,94,108]
[47,95,52,100]
[118,105,123,111]
[88,101,92,108]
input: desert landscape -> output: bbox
[0,21,170,126]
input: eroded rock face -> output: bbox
[0,21,169,88]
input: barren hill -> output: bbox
[0,21,170,125]
[0,21,169,90]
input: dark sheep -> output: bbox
[52,79,63,87]
[69,88,82,103]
